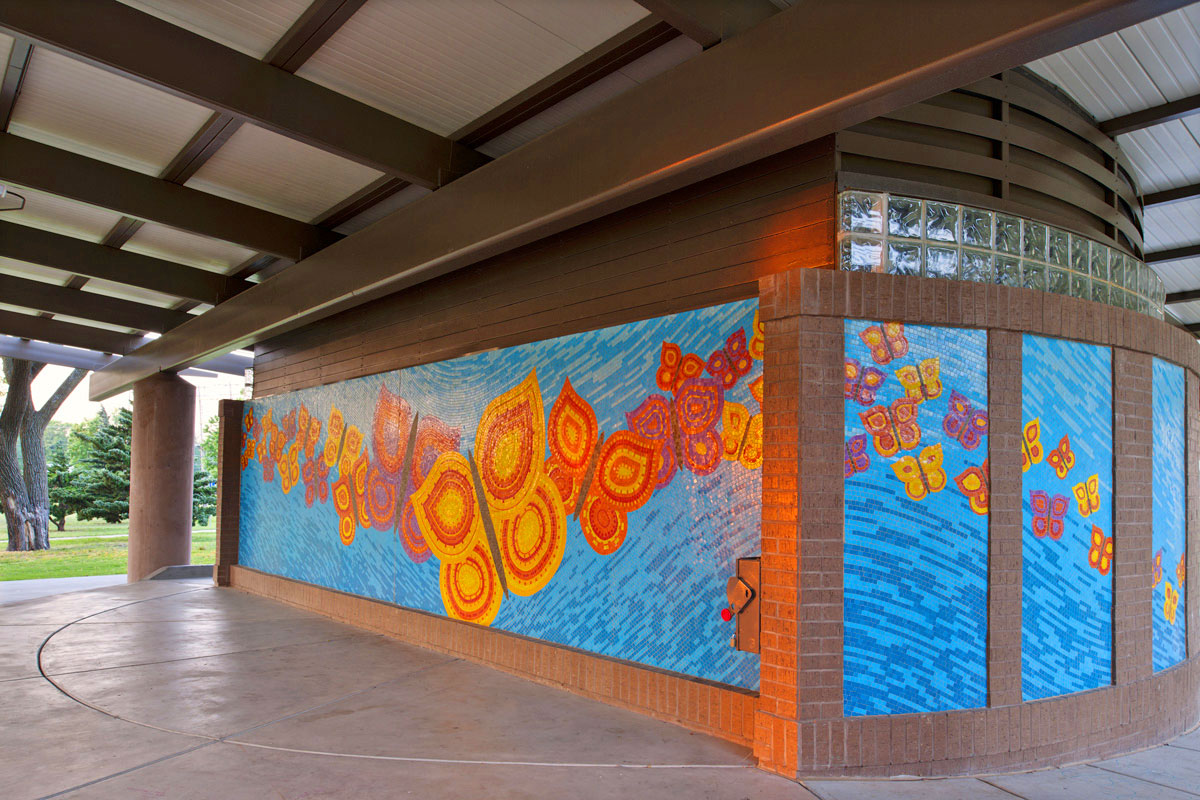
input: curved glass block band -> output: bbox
[838,191,1165,320]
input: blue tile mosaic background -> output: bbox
[1021,335,1113,701]
[1152,357,1187,672]
[843,320,989,717]
[239,300,763,689]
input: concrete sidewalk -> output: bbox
[0,574,127,606]
[0,580,1196,799]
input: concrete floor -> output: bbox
[0,574,126,605]
[0,581,1196,799]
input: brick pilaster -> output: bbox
[1113,350,1153,683]
[1187,372,1199,658]
[754,272,801,777]
[987,330,1023,706]
[214,398,244,587]
[794,313,845,772]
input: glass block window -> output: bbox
[837,191,1165,320]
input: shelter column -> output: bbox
[127,372,195,582]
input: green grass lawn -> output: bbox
[0,515,216,581]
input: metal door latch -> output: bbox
[723,557,760,653]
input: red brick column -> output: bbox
[214,398,244,587]
[987,331,1023,706]
[1188,372,1199,658]
[754,272,801,776]
[1113,350,1153,683]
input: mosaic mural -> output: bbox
[843,320,989,716]
[239,300,764,688]
[1021,335,1113,700]
[1152,358,1187,672]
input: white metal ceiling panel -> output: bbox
[479,35,700,158]
[296,0,649,136]
[41,313,140,335]
[184,123,382,222]
[494,0,649,50]
[0,32,12,67]
[8,48,213,176]
[116,0,312,59]
[0,183,124,243]
[121,222,255,275]
[1145,197,1200,251]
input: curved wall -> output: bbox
[754,267,1199,778]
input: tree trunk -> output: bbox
[54,517,65,532]
[2,359,87,551]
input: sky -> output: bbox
[29,364,246,435]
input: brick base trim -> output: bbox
[793,655,1200,777]
[227,565,758,746]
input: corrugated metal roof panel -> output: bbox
[1151,256,1200,292]
[0,183,123,243]
[116,0,311,59]
[8,48,212,176]
[184,123,382,222]
[478,35,700,158]
[296,0,649,136]
[1145,197,1200,251]
[121,222,255,275]
[1028,5,1200,295]
[1167,296,1200,325]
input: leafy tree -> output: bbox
[199,415,220,473]
[73,407,133,524]
[193,466,216,526]
[1,360,89,551]
[47,443,87,531]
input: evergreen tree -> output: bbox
[73,407,132,524]
[192,466,216,526]
[199,415,220,472]
[46,443,87,531]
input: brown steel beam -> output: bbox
[0,219,249,304]
[313,176,409,230]
[453,19,682,148]
[0,309,139,353]
[1099,92,1200,136]
[632,0,778,48]
[1144,182,1200,207]
[89,0,1194,400]
[0,35,30,130]
[0,273,192,332]
[0,0,489,188]
[1146,243,1200,265]
[1166,289,1200,305]
[0,133,339,259]
[1185,322,1200,335]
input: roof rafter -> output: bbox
[0,219,249,304]
[1144,181,1200,207]
[0,273,193,332]
[89,0,1193,400]
[1099,92,1200,135]
[0,308,139,353]
[0,133,341,259]
[1146,243,1200,264]
[0,0,489,188]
